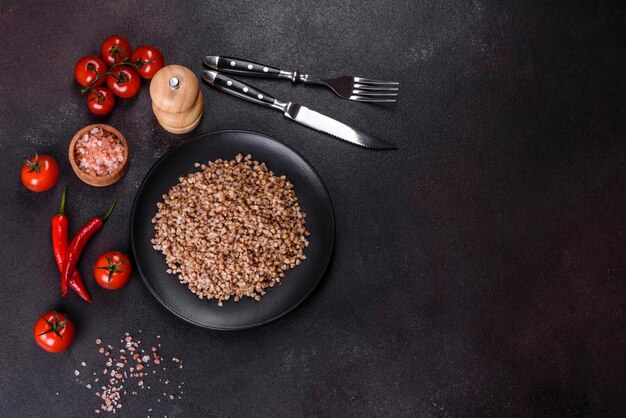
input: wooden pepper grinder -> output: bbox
[150,65,203,134]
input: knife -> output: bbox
[200,70,397,150]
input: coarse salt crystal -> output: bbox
[74,127,124,177]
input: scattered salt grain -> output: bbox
[74,370,80,376]
[80,333,184,413]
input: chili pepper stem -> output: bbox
[102,199,117,222]
[58,187,67,215]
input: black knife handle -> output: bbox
[205,56,283,78]
[201,70,278,108]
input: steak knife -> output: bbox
[200,70,397,150]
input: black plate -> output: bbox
[130,131,335,330]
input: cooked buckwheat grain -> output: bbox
[151,154,309,305]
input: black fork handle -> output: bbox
[203,56,285,78]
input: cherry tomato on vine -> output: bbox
[33,311,75,353]
[131,45,165,79]
[86,86,115,116]
[100,35,132,66]
[74,56,107,87]
[20,153,59,192]
[106,67,141,99]
[94,251,132,289]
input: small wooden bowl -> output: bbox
[69,124,130,187]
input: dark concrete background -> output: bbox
[0,0,624,416]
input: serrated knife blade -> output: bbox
[201,69,397,150]
[283,103,396,149]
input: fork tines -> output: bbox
[351,77,399,103]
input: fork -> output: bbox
[203,56,399,103]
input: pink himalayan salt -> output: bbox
[75,127,125,177]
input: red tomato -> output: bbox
[131,45,165,79]
[106,67,141,99]
[100,35,132,66]
[74,56,107,87]
[87,86,115,115]
[33,312,75,353]
[94,251,132,289]
[20,153,59,192]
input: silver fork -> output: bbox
[203,56,399,103]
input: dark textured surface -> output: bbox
[0,1,624,416]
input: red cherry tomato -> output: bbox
[20,153,59,192]
[33,311,75,353]
[74,56,107,87]
[87,86,115,115]
[131,46,165,79]
[94,251,132,289]
[106,67,141,99]
[100,35,132,66]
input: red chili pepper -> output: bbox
[52,188,92,302]
[61,199,117,296]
